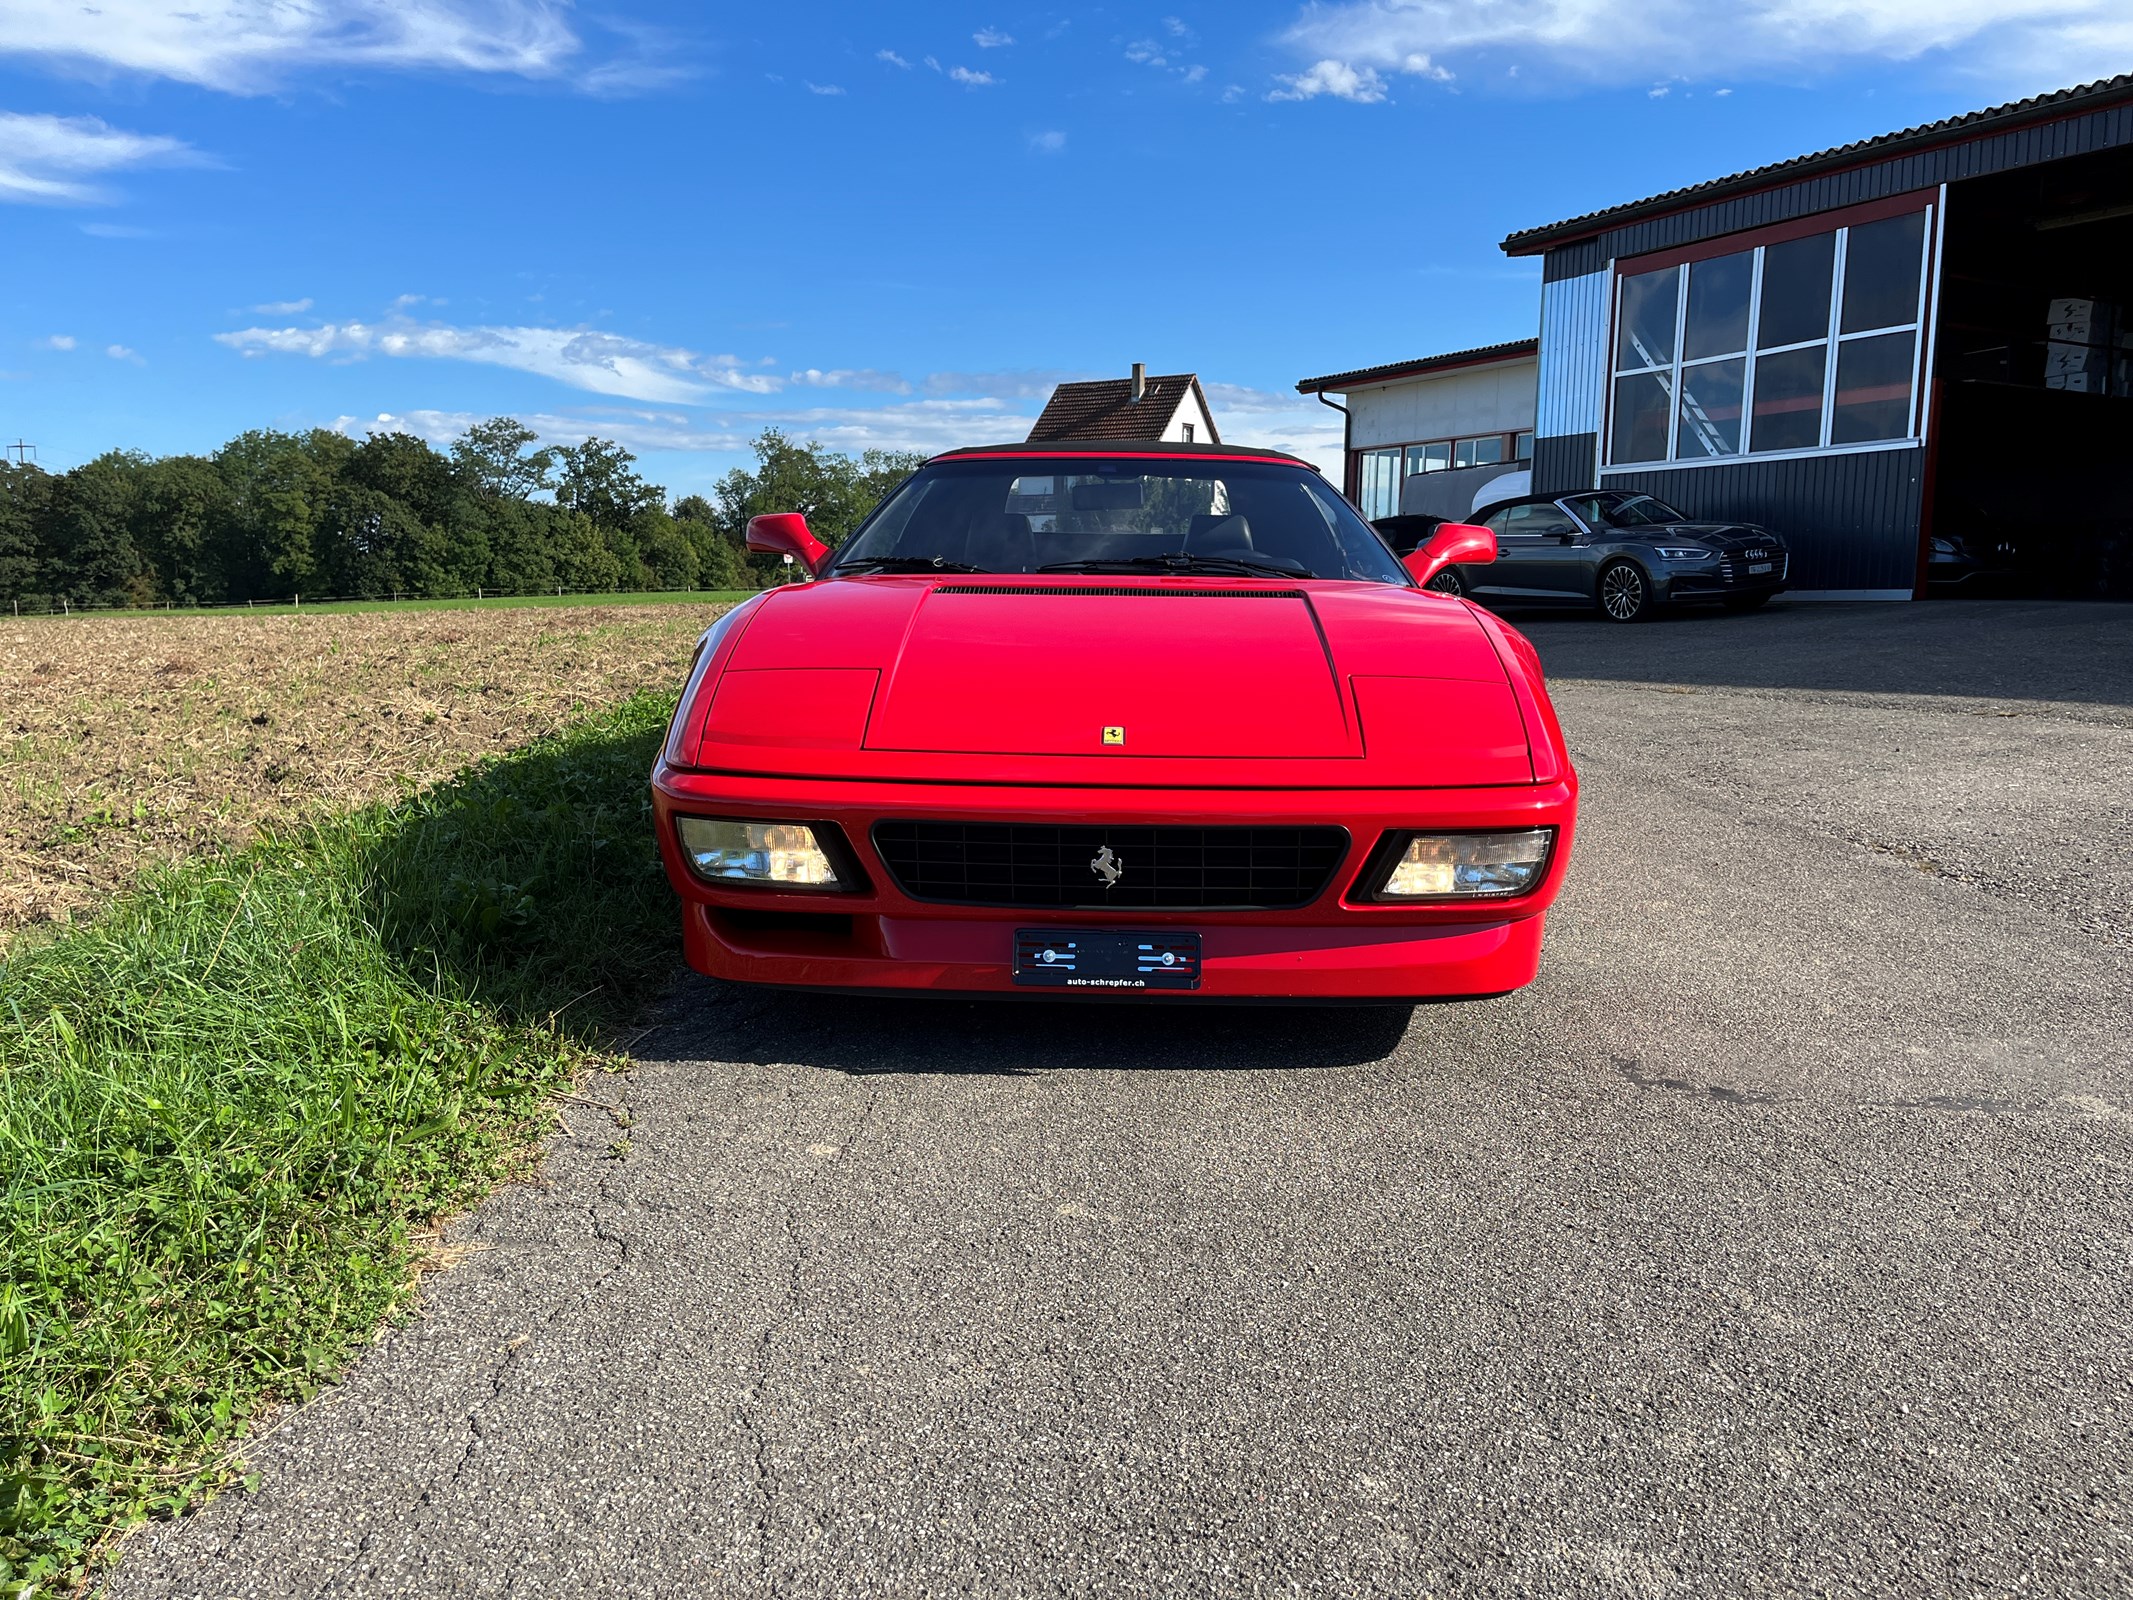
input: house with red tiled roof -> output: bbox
[1027,364,1220,446]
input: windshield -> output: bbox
[1595,493,1687,528]
[830,457,1410,584]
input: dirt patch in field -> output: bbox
[0,603,728,934]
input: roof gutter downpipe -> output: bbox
[1316,389,1353,498]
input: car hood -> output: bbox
[677,576,1542,787]
[1631,522,1781,549]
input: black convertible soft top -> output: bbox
[930,439,1318,469]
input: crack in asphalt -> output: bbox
[732,1074,807,1581]
[329,1110,641,1596]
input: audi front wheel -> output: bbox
[1598,561,1652,623]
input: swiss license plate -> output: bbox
[1013,930,1202,990]
[1748,561,1773,575]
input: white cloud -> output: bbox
[0,112,197,204]
[1280,0,2133,93]
[1199,382,1346,478]
[1030,129,1067,153]
[919,368,1087,400]
[714,398,1042,455]
[1267,59,1388,103]
[948,65,996,86]
[789,367,912,393]
[0,0,583,92]
[877,49,911,67]
[923,54,942,71]
[107,343,144,364]
[37,334,76,351]
[1649,83,1671,98]
[974,27,1014,48]
[252,297,314,315]
[806,81,845,95]
[313,371,1338,478]
[215,317,786,404]
[1164,16,1194,39]
[338,397,1045,461]
[1183,63,1208,83]
[1126,39,1169,67]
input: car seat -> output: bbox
[1185,513,1254,555]
[962,512,1037,572]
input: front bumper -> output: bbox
[651,765,1577,1001]
[1657,549,1789,602]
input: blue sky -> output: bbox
[5,1,2129,494]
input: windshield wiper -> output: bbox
[1038,552,1311,579]
[832,556,991,575]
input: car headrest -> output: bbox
[1186,513,1253,551]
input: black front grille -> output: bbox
[1716,550,1786,586]
[872,822,1349,910]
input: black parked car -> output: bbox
[1431,491,1789,622]
[1369,513,1449,557]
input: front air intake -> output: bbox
[871,822,1350,910]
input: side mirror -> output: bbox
[746,512,831,578]
[1404,522,1496,589]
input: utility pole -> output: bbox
[4,440,34,465]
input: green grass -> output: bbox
[0,691,685,1595]
[10,590,753,622]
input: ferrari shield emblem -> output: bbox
[1102,726,1125,746]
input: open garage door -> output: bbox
[1931,146,2133,597]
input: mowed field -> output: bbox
[0,602,731,935]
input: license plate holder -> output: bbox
[1013,929,1202,990]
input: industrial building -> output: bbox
[1303,75,2133,597]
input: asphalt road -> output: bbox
[112,599,2133,1599]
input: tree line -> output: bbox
[0,420,923,609]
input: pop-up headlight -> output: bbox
[1366,829,1554,901]
[675,818,846,889]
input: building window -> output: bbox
[1407,441,1451,476]
[1607,205,1931,467]
[1454,435,1506,469]
[1181,423,1195,442]
[1356,434,1527,510]
[1358,448,1402,518]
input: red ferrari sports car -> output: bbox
[650,441,1576,1002]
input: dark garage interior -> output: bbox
[1934,143,2133,597]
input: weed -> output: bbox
[0,691,684,1593]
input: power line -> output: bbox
[4,440,34,465]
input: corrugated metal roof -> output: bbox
[1502,73,2133,256]
[1026,374,1221,443]
[1294,338,1539,395]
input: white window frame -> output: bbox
[1603,203,1934,472]
[1356,447,1402,519]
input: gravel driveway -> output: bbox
[111,599,2133,1599]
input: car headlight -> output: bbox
[1653,545,1715,561]
[675,817,847,888]
[1365,829,1554,901]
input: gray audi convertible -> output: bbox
[1419,491,1790,622]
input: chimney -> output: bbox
[1130,361,1146,403]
